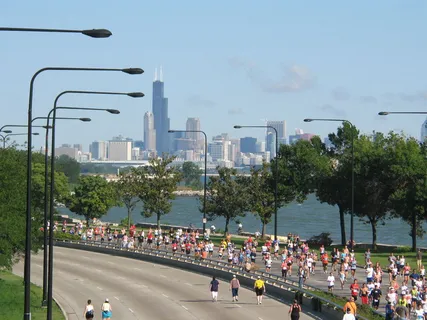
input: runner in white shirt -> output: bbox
[327,272,335,293]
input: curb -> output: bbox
[53,296,68,320]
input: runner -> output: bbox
[83,299,94,320]
[229,275,240,302]
[342,308,356,320]
[254,276,266,305]
[101,298,112,320]
[289,299,302,320]
[209,276,219,302]
[327,272,335,293]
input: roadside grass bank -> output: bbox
[0,271,65,320]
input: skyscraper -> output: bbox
[421,118,427,142]
[152,66,170,154]
[266,120,286,157]
[186,117,201,151]
[144,111,156,151]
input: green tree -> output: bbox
[55,154,81,184]
[67,175,117,226]
[389,138,427,251]
[115,168,146,230]
[202,167,248,234]
[137,155,182,229]
[316,123,359,245]
[182,161,202,189]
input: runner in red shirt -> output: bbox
[350,279,360,301]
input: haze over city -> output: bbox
[1,1,426,152]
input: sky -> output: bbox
[1,1,427,150]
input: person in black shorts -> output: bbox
[289,299,301,320]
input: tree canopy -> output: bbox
[181,161,202,189]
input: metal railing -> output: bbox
[54,239,384,320]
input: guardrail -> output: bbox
[54,239,384,320]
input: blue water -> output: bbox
[58,194,427,247]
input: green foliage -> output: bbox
[181,161,202,189]
[54,232,80,241]
[202,167,248,233]
[55,154,81,184]
[137,155,182,228]
[67,175,117,226]
[120,216,134,228]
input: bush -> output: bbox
[307,232,333,247]
[54,232,80,241]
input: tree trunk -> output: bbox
[370,219,377,251]
[224,217,230,234]
[411,212,417,252]
[261,219,266,239]
[127,207,132,230]
[338,206,346,246]
[157,213,161,230]
[86,217,90,228]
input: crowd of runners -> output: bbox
[55,221,427,319]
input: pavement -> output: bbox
[13,247,322,320]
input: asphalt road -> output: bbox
[13,247,322,320]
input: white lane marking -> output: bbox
[34,264,42,268]
[258,318,264,320]
[162,293,169,298]
[107,261,114,265]
[160,274,166,278]
[133,267,139,270]
[235,304,242,308]
[117,276,125,280]
[95,269,101,272]
[97,286,103,291]
[181,305,188,311]
[129,308,134,313]
[141,285,148,288]
[81,256,91,260]
[185,283,192,286]
[114,296,120,301]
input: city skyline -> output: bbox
[1,2,426,149]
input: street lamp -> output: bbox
[168,129,208,236]
[0,132,39,148]
[304,118,356,248]
[0,27,112,38]
[378,111,427,115]
[234,125,279,241]
[24,66,143,320]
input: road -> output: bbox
[13,247,321,320]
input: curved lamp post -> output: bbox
[234,125,279,241]
[23,66,143,320]
[0,132,39,148]
[304,118,355,248]
[45,89,143,312]
[168,129,208,236]
[0,27,112,38]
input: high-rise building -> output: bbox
[73,144,83,152]
[186,117,201,150]
[152,66,170,154]
[240,137,257,153]
[90,141,108,160]
[266,120,286,157]
[421,118,427,142]
[108,137,132,161]
[144,111,156,151]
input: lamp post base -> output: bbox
[42,299,48,308]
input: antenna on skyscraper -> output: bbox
[160,65,163,82]
[154,67,158,81]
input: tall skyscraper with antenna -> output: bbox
[152,66,170,154]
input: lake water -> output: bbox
[58,194,427,247]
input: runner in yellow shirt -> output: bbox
[254,276,266,305]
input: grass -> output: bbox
[0,271,65,320]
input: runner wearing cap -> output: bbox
[101,298,112,319]
[229,275,240,302]
[254,276,265,305]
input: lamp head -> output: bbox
[81,29,112,38]
[127,92,145,98]
[79,118,92,122]
[303,119,313,122]
[122,68,144,75]
[106,109,120,114]
[378,112,389,116]
[2,130,12,133]
[233,125,242,129]
[43,126,53,129]
[168,130,176,133]
[32,133,40,136]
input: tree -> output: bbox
[316,123,359,245]
[137,155,182,229]
[247,162,275,238]
[389,137,427,251]
[182,161,202,189]
[67,175,117,226]
[115,168,146,230]
[202,167,248,234]
[55,154,81,184]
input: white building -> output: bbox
[108,140,132,161]
[421,118,427,142]
[144,112,156,151]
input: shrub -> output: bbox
[307,232,333,247]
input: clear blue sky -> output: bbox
[1,1,426,150]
